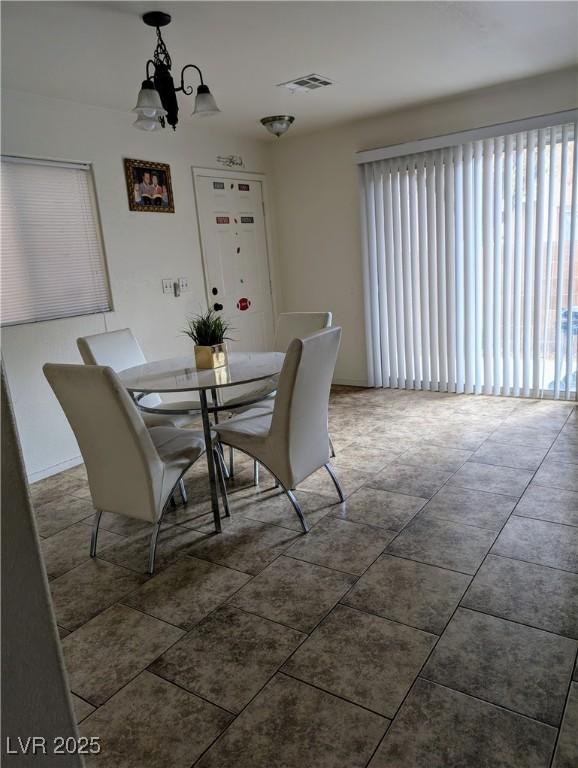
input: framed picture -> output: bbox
[124,158,174,213]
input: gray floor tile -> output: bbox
[471,440,549,470]
[70,693,94,724]
[93,510,152,536]
[369,462,452,499]
[185,515,301,575]
[549,435,578,465]
[196,674,388,768]
[232,487,335,531]
[151,605,304,713]
[462,554,578,638]
[343,554,471,634]
[449,461,533,498]
[419,485,516,531]
[79,671,231,767]
[283,604,436,716]
[533,460,578,493]
[490,424,559,449]
[298,466,375,500]
[286,517,394,575]
[50,558,146,631]
[229,556,355,632]
[386,517,496,574]
[331,444,400,473]
[61,604,184,705]
[332,486,426,531]
[422,608,577,725]
[492,516,578,572]
[424,426,491,451]
[98,523,206,574]
[368,678,556,768]
[516,484,578,527]
[40,522,123,580]
[123,556,250,630]
[34,494,94,537]
[397,445,472,472]
[30,473,90,507]
[553,683,578,768]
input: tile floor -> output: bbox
[32,387,578,768]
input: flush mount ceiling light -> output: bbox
[260,115,295,138]
[132,11,220,132]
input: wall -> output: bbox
[2,367,81,765]
[271,67,578,386]
[1,90,275,480]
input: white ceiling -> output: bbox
[2,1,577,140]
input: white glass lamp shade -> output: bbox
[132,80,167,118]
[260,115,295,138]
[192,84,220,117]
[132,115,163,132]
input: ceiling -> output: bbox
[2,1,577,140]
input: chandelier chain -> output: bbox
[153,26,172,70]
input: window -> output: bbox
[1,157,112,326]
[359,118,578,400]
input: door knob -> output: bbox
[213,302,223,311]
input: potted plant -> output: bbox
[183,309,232,369]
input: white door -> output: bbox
[194,173,274,352]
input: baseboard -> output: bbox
[333,377,371,388]
[27,455,83,484]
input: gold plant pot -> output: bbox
[194,343,228,370]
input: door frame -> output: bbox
[191,166,279,332]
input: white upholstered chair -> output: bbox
[223,312,333,480]
[43,363,227,573]
[77,329,201,428]
[214,327,343,532]
[222,312,332,412]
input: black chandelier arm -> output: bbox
[145,59,157,80]
[176,64,204,95]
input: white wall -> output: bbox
[271,67,578,386]
[1,90,275,480]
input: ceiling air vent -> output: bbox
[277,74,334,93]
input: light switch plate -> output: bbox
[162,278,173,294]
[178,277,190,293]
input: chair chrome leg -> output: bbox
[329,436,336,458]
[148,519,163,575]
[324,463,345,503]
[213,447,231,519]
[229,446,235,478]
[253,460,260,486]
[90,510,103,557]
[286,490,309,533]
[216,443,230,479]
[179,478,188,505]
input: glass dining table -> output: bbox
[118,351,285,531]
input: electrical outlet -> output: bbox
[162,278,173,295]
[178,277,190,293]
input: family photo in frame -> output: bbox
[124,158,175,213]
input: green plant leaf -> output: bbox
[182,309,234,346]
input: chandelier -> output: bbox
[132,11,220,132]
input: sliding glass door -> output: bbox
[360,120,577,400]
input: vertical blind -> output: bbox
[1,157,112,326]
[360,120,578,400]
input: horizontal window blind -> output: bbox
[360,120,578,400]
[1,157,112,326]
